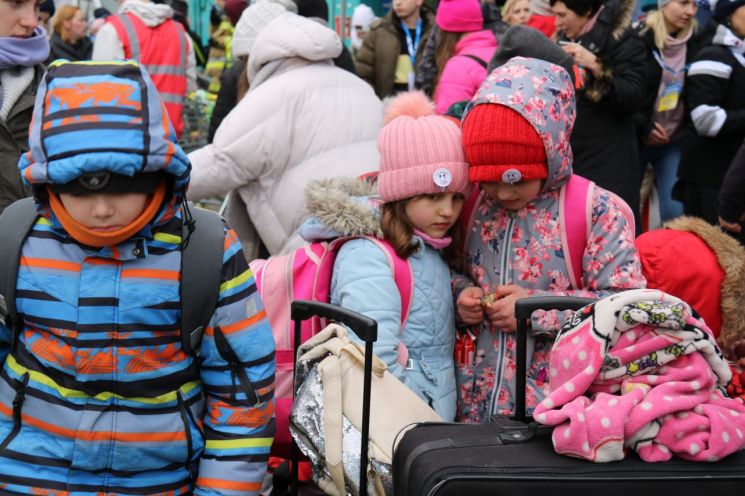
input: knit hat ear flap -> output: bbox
[463,104,548,184]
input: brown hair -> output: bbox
[433,30,464,95]
[52,5,81,43]
[380,198,465,269]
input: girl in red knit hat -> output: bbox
[453,57,646,422]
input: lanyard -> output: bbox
[401,18,422,67]
[652,50,688,76]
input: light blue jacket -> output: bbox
[301,177,457,420]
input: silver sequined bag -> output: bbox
[290,324,442,495]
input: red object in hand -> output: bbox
[455,330,476,368]
[727,364,745,401]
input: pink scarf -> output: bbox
[414,229,452,250]
[575,5,604,40]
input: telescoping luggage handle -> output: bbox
[290,301,378,496]
[514,297,596,423]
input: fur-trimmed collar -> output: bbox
[664,217,745,351]
[571,0,635,103]
[579,0,635,49]
[303,176,383,238]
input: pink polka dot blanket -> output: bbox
[533,289,745,463]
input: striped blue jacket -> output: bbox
[0,60,276,495]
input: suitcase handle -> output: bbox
[290,300,377,496]
[291,300,378,343]
[514,297,596,422]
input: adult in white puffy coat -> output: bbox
[187,12,383,257]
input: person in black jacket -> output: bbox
[208,57,244,142]
[634,0,703,225]
[676,0,745,226]
[48,5,93,62]
[719,141,745,244]
[551,0,647,229]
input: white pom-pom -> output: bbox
[383,91,436,125]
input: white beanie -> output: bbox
[232,1,287,58]
[251,0,298,14]
[351,4,377,49]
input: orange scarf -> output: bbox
[47,181,167,248]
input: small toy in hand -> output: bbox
[481,292,500,307]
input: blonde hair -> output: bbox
[52,5,82,43]
[645,9,697,51]
[502,0,530,25]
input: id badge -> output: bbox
[407,71,416,92]
[657,81,682,112]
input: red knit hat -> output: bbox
[462,104,548,184]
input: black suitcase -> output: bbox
[392,296,745,496]
[289,300,379,496]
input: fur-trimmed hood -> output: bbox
[464,57,576,193]
[576,0,634,50]
[299,176,383,241]
[664,217,745,352]
[562,0,636,103]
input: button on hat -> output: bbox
[462,104,548,184]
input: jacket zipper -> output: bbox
[0,373,29,453]
[489,214,515,416]
[177,392,197,481]
[213,326,260,406]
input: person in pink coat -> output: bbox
[432,0,498,114]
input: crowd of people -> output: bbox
[0,0,744,494]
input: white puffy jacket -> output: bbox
[188,13,382,257]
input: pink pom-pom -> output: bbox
[383,91,435,125]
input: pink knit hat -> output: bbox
[436,0,483,32]
[377,91,470,203]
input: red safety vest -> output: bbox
[107,13,188,138]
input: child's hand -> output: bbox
[457,287,485,324]
[486,285,530,333]
[735,340,745,368]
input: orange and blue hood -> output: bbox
[18,59,190,196]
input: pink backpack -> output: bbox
[249,236,414,457]
[461,174,634,289]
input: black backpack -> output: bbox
[0,196,224,356]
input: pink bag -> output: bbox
[249,236,413,457]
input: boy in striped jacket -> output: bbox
[0,60,275,495]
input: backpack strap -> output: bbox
[0,197,40,344]
[360,236,414,369]
[180,206,226,355]
[364,237,414,329]
[559,175,593,290]
[461,54,488,69]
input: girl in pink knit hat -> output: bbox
[300,91,470,420]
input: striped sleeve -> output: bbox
[195,227,275,496]
[686,48,745,137]
[0,318,9,366]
